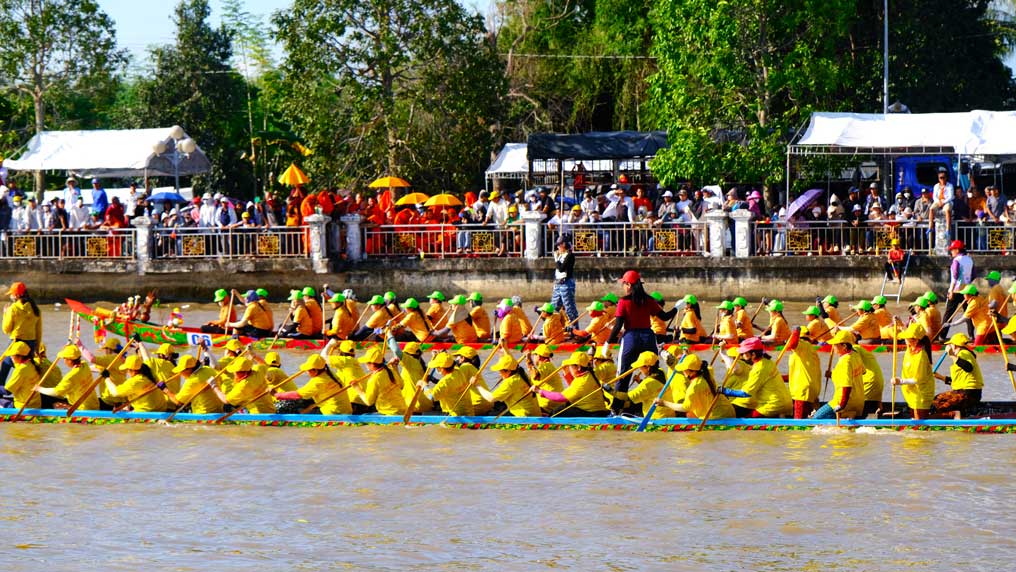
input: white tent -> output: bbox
[791,110,1016,156]
[2,127,211,178]
[485,142,529,179]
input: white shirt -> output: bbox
[198,201,217,227]
[62,185,82,206]
[69,204,90,228]
[486,199,508,226]
[602,191,635,223]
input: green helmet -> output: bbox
[402,297,420,310]
[302,286,316,298]
[716,300,735,311]
[213,289,228,302]
[822,295,838,306]
[872,295,888,306]
[587,301,605,312]
[988,270,1002,282]
[328,293,346,303]
[853,300,873,312]
[960,284,979,296]
[911,297,929,309]
[733,297,748,307]
[601,293,619,304]
[540,302,556,314]
[255,288,269,299]
[500,298,513,308]
[428,290,446,302]
[467,292,483,303]
[650,291,664,303]
[368,295,385,305]
[924,291,938,303]
[450,294,467,306]
[767,299,784,312]
[288,289,301,302]
[802,305,821,317]
[384,291,397,303]
[683,294,697,305]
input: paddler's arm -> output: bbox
[535,388,568,403]
[320,338,338,358]
[657,307,678,322]
[274,390,301,401]
[654,398,687,413]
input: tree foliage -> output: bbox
[272,0,505,193]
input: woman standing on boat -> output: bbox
[788,325,821,419]
[1,282,42,388]
[606,271,678,415]
[891,323,935,419]
[932,334,984,419]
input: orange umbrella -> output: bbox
[368,176,411,189]
[424,193,463,207]
[278,163,309,186]
[395,192,430,206]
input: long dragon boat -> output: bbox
[3,407,1016,432]
[67,299,1015,354]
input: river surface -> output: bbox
[1,301,1014,570]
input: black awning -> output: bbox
[526,131,669,161]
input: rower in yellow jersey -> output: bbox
[714,301,739,345]
[732,297,755,340]
[477,354,540,417]
[496,299,527,345]
[447,295,479,344]
[301,287,324,334]
[677,295,707,343]
[657,353,735,419]
[341,289,361,325]
[201,289,237,334]
[223,357,276,414]
[255,288,274,329]
[649,292,671,343]
[854,344,885,417]
[846,300,881,343]
[534,352,609,417]
[591,345,618,409]
[261,352,297,393]
[932,333,984,419]
[923,291,943,338]
[959,285,992,345]
[788,324,821,418]
[173,354,226,414]
[820,295,842,328]
[396,342,433,413]
[33,343,62,390]
[106,355,171,412]
[146,343,179,393]
[94,337,128,408]
[394,298,431,342]
[801,306,832,342]
[891,323,934,419]
[759,300,790,344]
[578,301,612,345]
[454,347,491,415]
[735,337,792,418]
[525,344,564,412]
[625,352,674,420]
[214,339,245,393]
[227,290,274,338]
[325,339,366,410]
[986,271,1007,321]
[356,346,407,415]
[812,330,865,419]
[38,344,99,411]
[535,303,566,344]
[871,295,895,339]
[425,291,450,336]
[283,291,315,339]
[323,293,356,339]
[1,282,42,387]
[274,354,347,414]
[352,295,391,341]
[721,347,751,411]
[423,352,473,416]
[467,292,492,342]
[3,341,41,409]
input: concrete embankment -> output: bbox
[1,254,1006,304]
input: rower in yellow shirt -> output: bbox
[578,301,613,345]
[425,291,450,335]
[261,352,297,393]
[732,297,755,340]
[274,354,346,414]
[820,295,842,327]
[760,300,790,345]
[959,285,992,345]
[534,352,609,417]
[301,287,324,334]
[1,282,42,387]
[215,338,246,393]
[325,339,366,406]
[394,298,431,342]
[657,353,734,419]
[735,337,792,418]
[354,295,395,341]
[467,292,492,342]
[106,355,172,413]
[477,354,540,417]
[923,291,943,338]
[447,295,479,344]
[454,347,491,415]
[202,289,237,334]
[283,291,316,339]
[145,343,179,393]
[591,345,619,408]
[812,330,865,419]
[932,333,985,419]
[223,357,275,414]
[625,352,674,419]
[396,342,433,413]
[714,301,739,346]
[356,346,406,415]
[788,325,821,418]
[890,323,934,419]
[677,295,707,343]
[94,337,128,407]
[323,293,356,339]
[227,290,275,338]
[720,347,751,411]
[3,341,41,409]
[173,354,226,414]
[38,344,98,411]
[855,344,885,417]
[871,295,894,338]
[33,343,62,390]
[986,271,1007,320]
[496,299,527,345]
[424,352,473,416]
[536,303,566,345]
[846,300,881,343]
[649,292,671,343]
[801,306,832,342]
[524,344,565,412]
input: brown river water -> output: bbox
[1,301,1015,570]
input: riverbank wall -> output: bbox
[1,254,1007,304]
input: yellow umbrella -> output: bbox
[395,192,430,206]
[278,163,309,187]
[424,193,463,207]
[368,176,411,189]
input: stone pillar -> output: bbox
[933,211,949,256]
[131,216,152,275]
[703,210,727,257]
[522,210,545,260]
[304,214,331,273]
[341,214,363,262]
[730,210,753,258]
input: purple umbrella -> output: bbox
[786,188,824,219]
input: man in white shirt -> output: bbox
[69,197,90,229]
[62,177,82,206]
[484,190,508,227]
[701,186,724,212]
[579,189,598,216]
[10,196,28,230]
[602,184,635,223]
[198,193,217,227]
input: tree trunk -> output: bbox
[33,88,45,197]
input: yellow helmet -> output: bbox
[631,351,658,369]
[225,339,244,353]
[430,352,455,369]
[119,354,145,371]
[57,345,82,360]
[357,346,385,365]
[299,354,327,371]
[455,346,478,359]
[827,330,856,346]
[676,354,703,373]
[173,354,200,373]
[491,354,519,372]
[562,351,590,368]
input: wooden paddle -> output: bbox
[440,342,504,422]
[66,341,134,417]
[216,370,305,422]
[166,349,249,422]
[268,305,296,349]
[564,310,588,330]
[226,290,236,336]
[402,353,434,425]
[550,366,637,418]
[891,317,899,420]
[931,302,965,342]
[747,298,768,332]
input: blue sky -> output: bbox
[100,0,492,72]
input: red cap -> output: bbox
[6,282,26,297]
[948,240,964,251]
[737,337,764,354]
[619,270,641,284]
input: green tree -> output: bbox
[0,0,126,191]
[273,0,505,192]
[126,0,251,196]
[647,0,857,190]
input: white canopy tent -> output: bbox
[2,127,211,179]
[484,142,632,191]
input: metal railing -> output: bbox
[0,229,136,259]
[151,226,309,258]
[751,220,934,255]
[363,223,523,258]
[544,221,708,256]
[953,222,1016,254]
